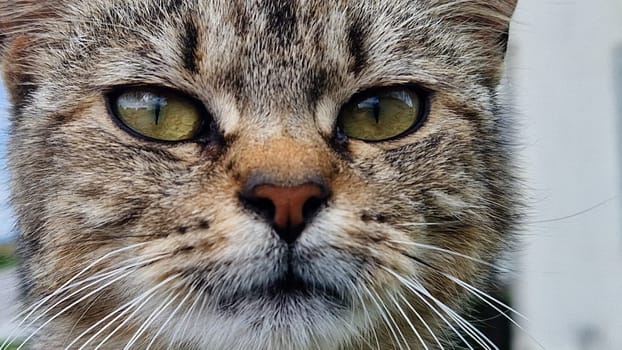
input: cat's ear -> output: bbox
[444,0,518,54]
[437,0,518,84]
[470,0,518,55]
[0,1,60,104]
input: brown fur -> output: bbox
[1,0,519,349]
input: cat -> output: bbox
[0,0,519,349]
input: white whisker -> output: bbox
[10,251,158,334]
[441,305,494,350]
[67,274,178,350]
[122,291,180,350]
[407,278,496,350]
[443,274,526,320]
[0,244,147,350]
[389,240,512,273]
[14,254,166,349]
[7,270,129,350]
[353,286,381,350]
[397,293,445,350]
[168,285,202,346]
[442,274,545,350]
[145,286,193,350]
[395,222,459,227]
[92,276,178,350]
[369,288,410,350]
[15,267,142,350]
[388,292,428,350]
[362,285,403,350]
[383,268,474,350]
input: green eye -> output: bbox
[338,88,425,141]
[111,87,204,141]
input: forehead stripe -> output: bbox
[346,15,368,75]
[181,19,200,74]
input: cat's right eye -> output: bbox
[337,87,426,142]
[110,87,206,142]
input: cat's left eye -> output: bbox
[337,87,426,142]
[110,87,205,142]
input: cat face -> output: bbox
[1,0,518,349]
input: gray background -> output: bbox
[509,0,622,349]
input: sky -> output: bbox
[0,84,16,243]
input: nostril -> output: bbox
[302,194,327,222]
[241,196,275,224]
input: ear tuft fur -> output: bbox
[425,0,518,85]
[1,1,61,104]
[429,0,518,52]
[2,2,37,51]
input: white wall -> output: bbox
[509,0,622,349]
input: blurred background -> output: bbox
[0,0,621,349]
[508,0,622,349]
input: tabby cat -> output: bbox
[0,0,519,349]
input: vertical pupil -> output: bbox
[153,96,165,125]
[358,96,381,124]
[372,100,380,123]
[154,101,161,125]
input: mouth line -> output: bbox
[213,270,349,312]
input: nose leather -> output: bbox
[241,180,329,244]
[251,183,324,229]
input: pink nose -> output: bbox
[241,182,329,243]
